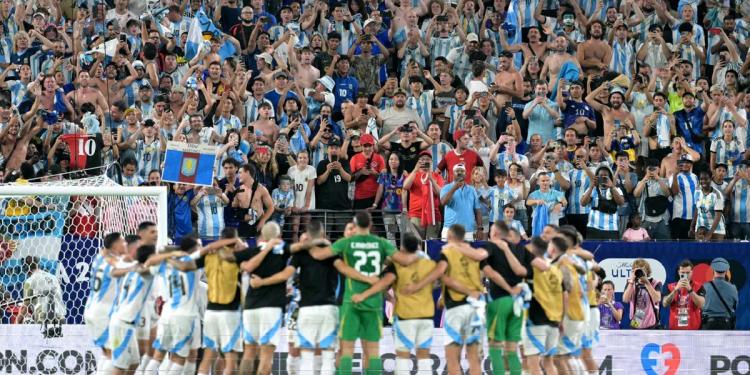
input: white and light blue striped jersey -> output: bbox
[430,142,453,172]
[674,42,703,81]
[214,114,243,137]
[458,14,481,35]
[430,36,459,75]
[121,174,144,187]
[134,139,161,180]
[587,187,622,231]
[6,80,28,107]
[496,152,529,173]
[505,218,527,237]
[112,269,156,324]
[711,137,746,178]
[155,258,199,317]
[731,179,750,223]
[566,168,592,215]
[332,21,356,55]
[196,193,226,238]
[406,91,434,127]
[609,39,634,77]
[400,45,427,72]
[84,253,119,313]
[655,113,672,148]
[446,103,466,135]
[694,187,726,234]
[673,172,698,220]
[516,0,540,27]
[634,13,660,43]
[489,185,518,223]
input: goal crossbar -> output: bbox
[0,185,169,248]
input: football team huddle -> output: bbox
[84,211,602,375]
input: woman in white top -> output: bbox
[287,150,317,240]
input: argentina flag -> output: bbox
[505,0,523,69]
[185,9,237,60]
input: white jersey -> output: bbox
[23,270,66,323]
[288,165,317,209]
[84,253,119,315]
[134,139,162,180]
[195,193,225,238]
[112,269,156,324]
[155,257,199,317]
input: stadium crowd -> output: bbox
[1,0,750,242]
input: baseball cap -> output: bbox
[256,52,273,65]
[453,163,466,171]
[274,71,289,80]
[363,19,379,29]
[467,33,479,43]
[139,83,152,91]
[453,129,467,143]
[393,88,408,97]
[317,76,335,92]
[133,60,146,69]
[419,150,433,159]
[360,134,375,145]
[677,154,694,164]
[711,257,730,272]
[328,137,342,147]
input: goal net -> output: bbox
[0,175,168,326]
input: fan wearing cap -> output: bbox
[264,70,302,118]
[439,163,483,240]
[584,79,636,142]
[446,32,481,81]
[699,257,738,330]
[669,154,698,239]
[437,129,484,182]
[350,134,386,209]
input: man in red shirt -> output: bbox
[350,134,386,209]
[403,151,444,239]
[662,260,705,330]
[437,129,483,182]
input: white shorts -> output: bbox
[153,314,196,358]
[109,319,139,369]
[190,316,202,350]
[523,321,559,357]
[557,317,585,356]
[297,305,338,350]
[84,308,110,349]
[393,318,433,352]
[582,307,600,349]
[243,307,283,346]
[136,313,151,340]
[441,228,475,242]
[444,304,482,346]
[204,310,243,353]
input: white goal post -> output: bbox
[0,185,169,248]
[0,180,168,327]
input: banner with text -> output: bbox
[1,326,749,374]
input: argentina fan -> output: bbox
[0,0,748,373]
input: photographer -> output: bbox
[580,166,625,239]
[377,121,432,172]
[633,159,672,240]
[623,258,662,330]
[662,260,704,330]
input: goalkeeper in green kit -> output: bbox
[301,211,417,374]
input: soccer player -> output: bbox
[481,222,545,375]
[108,244,176,374]
[144,239,203,374]
[299,211,417,374]
[523,237,566,375]
[83,232,129,374]
[232,222,290,375]
[134,222,159,372]
[554,239,587,375]
[350,232,437,375]
[414,224,488,375]
[166,228,249,375]
[19,256,66,325]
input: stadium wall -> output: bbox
[0,325,748,374]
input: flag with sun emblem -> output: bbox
[162,142,217,186]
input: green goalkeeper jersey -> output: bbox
[331,234,396,311]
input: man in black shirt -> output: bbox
[316,140,352,237]
[481,222,542,375]
[218,158,242,229]
[231,222,289,375]
[376,121,433,171]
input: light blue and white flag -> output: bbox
[185,9,236,60]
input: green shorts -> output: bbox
[339,303,383,342]
[487,296,522,342]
